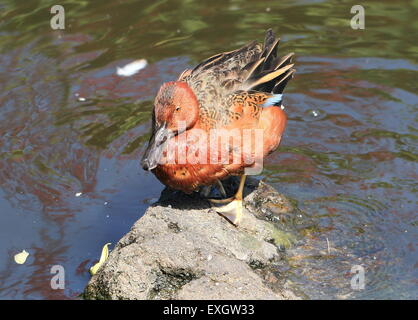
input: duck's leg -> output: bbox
[216,179,227,198]
[200,180,226,199]
[200,185,212,198]
[209,175,246,225]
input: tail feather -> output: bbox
[191,40,260,73]
[274,52,294,70]
[246,64,294,92]
[273,68,295,94]
[243,29,295,94]
[241,57,265,81]
[260,29,280,70]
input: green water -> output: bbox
[0,0,417,299]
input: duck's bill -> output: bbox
[141,123,174,171]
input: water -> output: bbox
[0,0,416,299]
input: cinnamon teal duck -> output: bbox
[141,29,295,225]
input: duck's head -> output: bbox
[141,81,199,171]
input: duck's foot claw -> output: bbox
[207,175,246,226]
[210,199,243,226]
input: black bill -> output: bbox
[141,122,174,171]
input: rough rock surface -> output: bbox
[84,178,300,300]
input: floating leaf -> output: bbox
[14,250,29,264]
[89,243,111,276]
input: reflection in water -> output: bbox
[0,0,417,299]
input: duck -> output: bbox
[141,29,295,225]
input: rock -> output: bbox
[83,178,300,300]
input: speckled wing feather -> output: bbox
[182,29,295,128]
[183,41,263,127]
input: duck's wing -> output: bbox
[182,29,295,127]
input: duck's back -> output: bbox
[180,29,295,128]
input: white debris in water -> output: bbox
[116,59,148,77]
[326,237,331,254]
[312,110,319,117]
[75,93,86,101]
[104,201,108,205]
[266,7,271,12]
[14,250,29,264]
[75,192,82,197]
